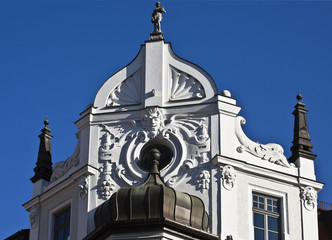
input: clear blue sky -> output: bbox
[1,0,332,238]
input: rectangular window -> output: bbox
[53,206,70,240]
[253,194,280,240]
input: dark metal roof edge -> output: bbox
[84,218,219,240]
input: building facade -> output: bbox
[19,3,324,240]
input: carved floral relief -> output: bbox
[197,170,211,192]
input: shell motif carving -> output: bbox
[107,68,142,107]
[235,116,292,168]
[169,66,205,101]
[301,186,317,211]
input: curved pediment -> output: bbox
[93,46,145,112]
[165,43,218,106]
[93,41,218,113]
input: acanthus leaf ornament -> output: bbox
[301,186,317,211]
[115,164,138,186]
[49,134,80,184]
[167,159,196,186]
[235,116,292,168]
[221,165,236,190]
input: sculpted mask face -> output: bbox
[143,107,165,138]
[306,188,316,204]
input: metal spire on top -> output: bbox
[30,118,53,183]
[289,93,316,163]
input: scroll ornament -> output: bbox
[49,135,80,184]
[98,107,211,189]
[235,116,292,168]
[79,176,89,200]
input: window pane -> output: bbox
[65,210,70,221]
[273,200,278,206]
[54,206,71,240]
[259,203,264,209]
[253,195,258,201]
[273,207,278,213]
[59,214,64,225]
[254,213,264,228]
[267,206,272,211]
[267,199,272,205]
[254,202,258,208]
[268,216,279,231]
[254,228,264,240]
[57,230,63,240]
[259,197,264,203]
[65,226,70,238]
[268,231,279,240]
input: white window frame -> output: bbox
[48,199,72,240]
[249,185,289,240]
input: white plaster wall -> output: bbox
[39,183,79,240]
[216,166,304,240]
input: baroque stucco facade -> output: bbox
[22,32,323,239]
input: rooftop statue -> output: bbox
[150,2,166,40]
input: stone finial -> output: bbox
[148,148,161,174]
[30,118,53,183]
[44,117,49,128]
[289,94,316,163]
[296,91,303,102]
[150,2,166,41]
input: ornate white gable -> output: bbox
[93,41,218,113]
